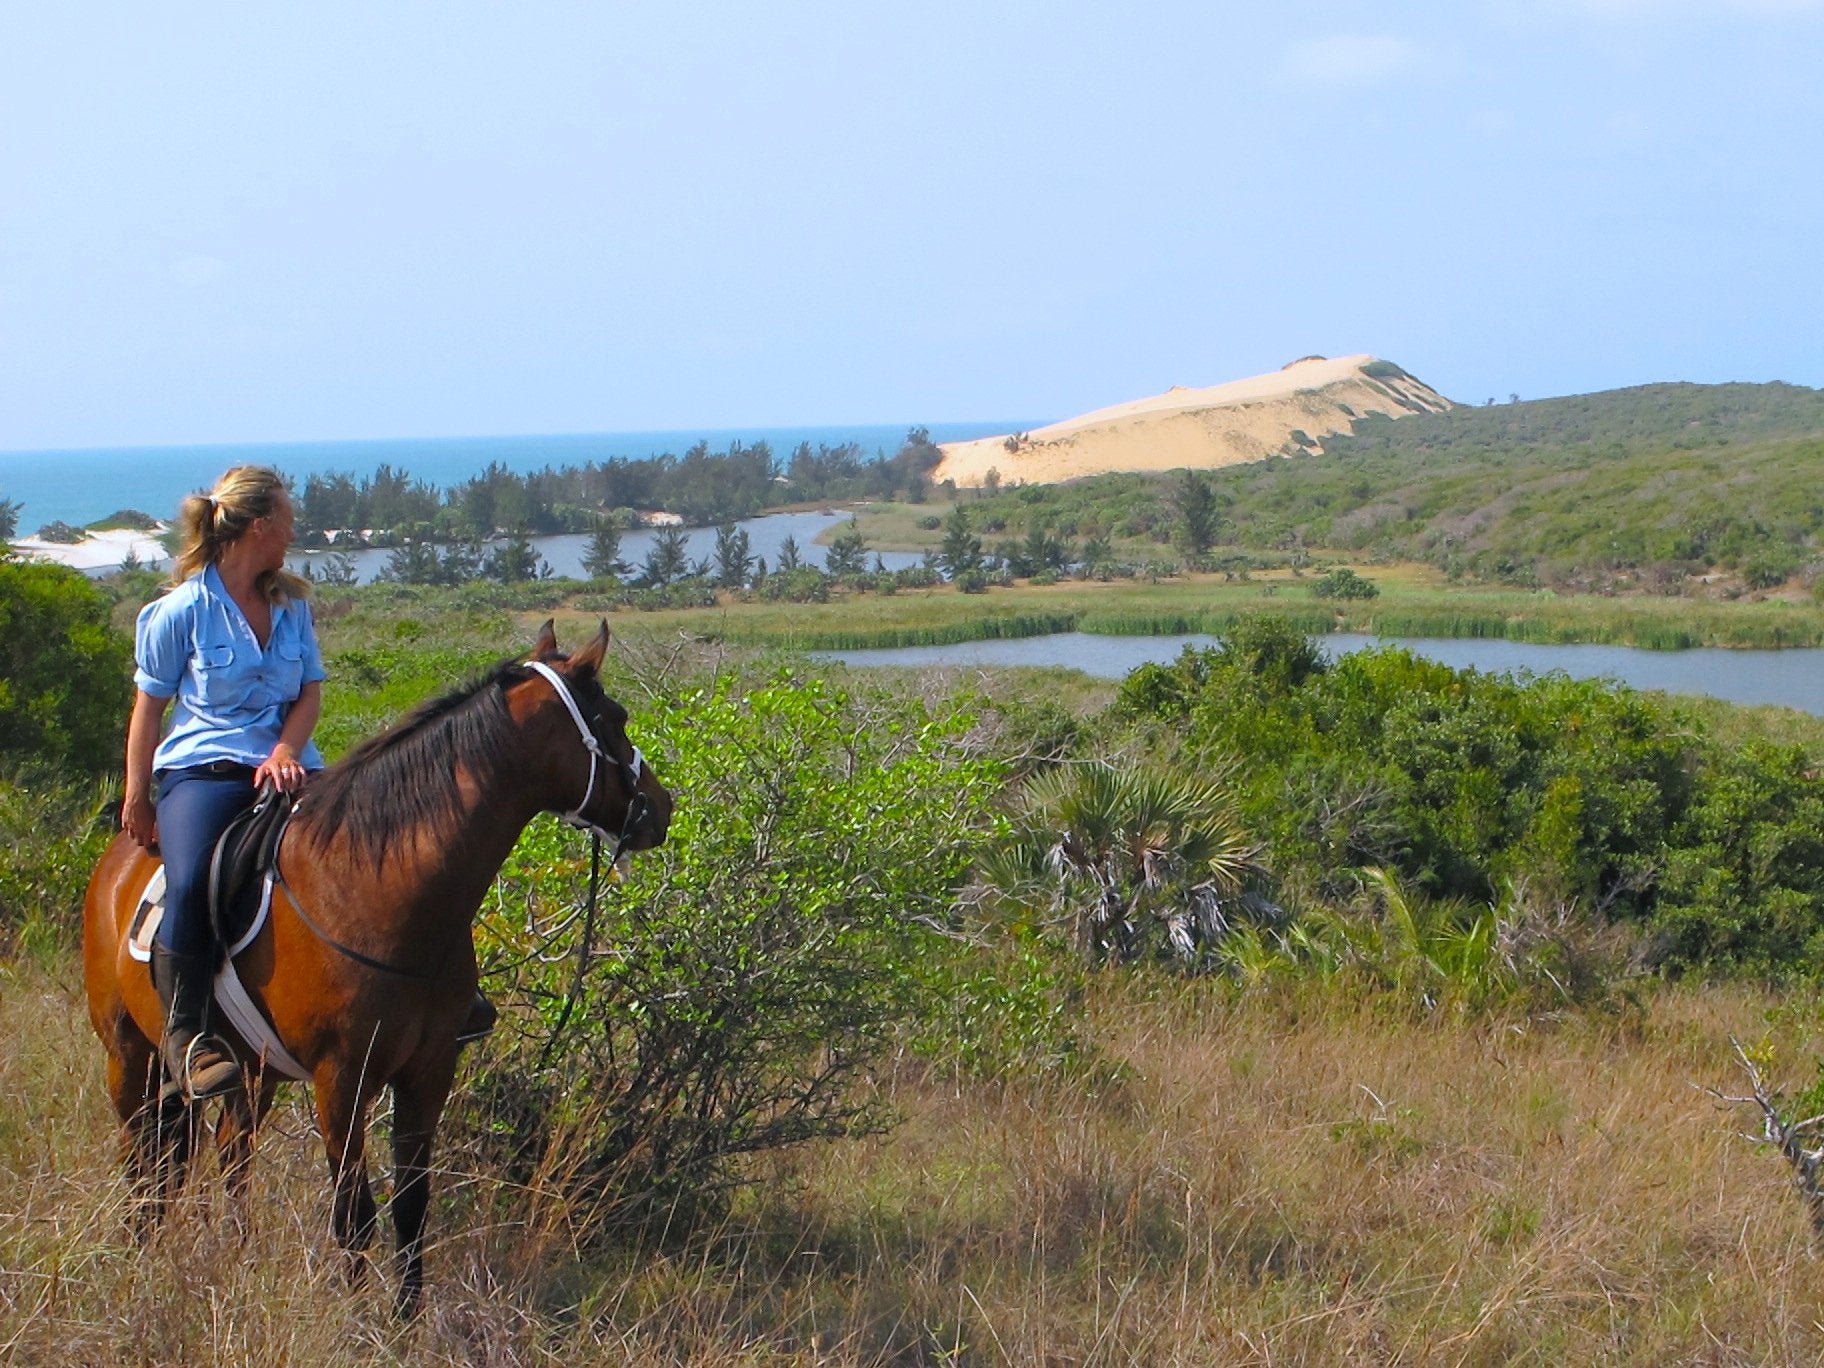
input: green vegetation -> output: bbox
[292,428,944,543]
[10,461,1824,1357]
[462,674,1049,1232]
[1313,565,1379,599]
[943,380,1824,595]
[567,570,1824,651]
[0,561,131,777]
[1111,617,1824,971]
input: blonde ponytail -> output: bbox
[168,465,311,603]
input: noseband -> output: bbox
[525,660,650,857]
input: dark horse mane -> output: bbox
[298,656,539,867]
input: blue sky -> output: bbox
[2,1,1820,449]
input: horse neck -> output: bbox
[304,707,578,951]
[410,707,583,913]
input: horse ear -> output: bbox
[567,619,611,677]
[532,619,558,658]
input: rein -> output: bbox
[525,660,654,1063]
[272,861,436,979]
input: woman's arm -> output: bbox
[254,679,322,793]
[123,689,170,848]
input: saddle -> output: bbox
[207,782,294,960]
[127,783,313,1082]
[127,782,296,967]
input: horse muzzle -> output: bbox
[625,783,673,851]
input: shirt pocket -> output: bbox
[273,639,305,699]
[191,639,246,709]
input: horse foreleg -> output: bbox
[389,1054,458,1319]
[314,1078,380,1281]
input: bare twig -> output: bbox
[1699,1036,1824,1239]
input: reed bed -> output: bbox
[7,955,1824,1365]
[596,573,1824,655]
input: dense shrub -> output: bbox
[0,773,117,954]
[456,673,1068,1236]
[1313,566,1380,600]
[0,561,132,776]
[1113,617,1824,971]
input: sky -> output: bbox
[2,0,1821,451]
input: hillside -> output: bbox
[931,354,1453,488]
[950,380,1824,592]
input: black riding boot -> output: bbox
[150,944,244,1101]
[456,989,497,1045]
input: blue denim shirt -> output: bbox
[134,565,328,773]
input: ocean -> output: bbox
[0,421,1027,532]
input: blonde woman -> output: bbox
[123,466,325,1100]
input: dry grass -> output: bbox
[5,956,1823,1365]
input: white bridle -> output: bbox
[525,660,645,839]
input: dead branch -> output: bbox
[1700,1036,1824,1240]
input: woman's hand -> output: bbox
[255,743,309,794]
[122,790,158,849]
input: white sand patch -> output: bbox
[8,525,171,573]
[933,354,1453,488]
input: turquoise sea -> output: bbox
[0,421,1026,532]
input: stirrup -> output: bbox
[455,992,497,1045]
[174,1034,244,1102]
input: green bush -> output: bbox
[0,561,132,776]
[458,673,1045,1235]
[0,773,117,955]
[1313,566,1380,600]
[1111,618,1824,971]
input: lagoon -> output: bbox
[285,509,925,583]
[821,632,1824,716]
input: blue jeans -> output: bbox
[153,765,259,956]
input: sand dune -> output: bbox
[933,354,1452,488]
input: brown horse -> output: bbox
[82,620,672,1313]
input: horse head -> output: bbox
[524,618,672,854]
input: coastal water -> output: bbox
[288,509,925,581]
[822,632,1824,716]
[0,421,1026,532]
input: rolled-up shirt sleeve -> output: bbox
[133,594,191,699]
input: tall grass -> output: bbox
[9,954,1824,1364]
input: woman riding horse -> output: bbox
[123,465,491,1101]
[94,566,672,1310]
[122,465,327,1101]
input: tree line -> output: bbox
[291,430,946,543]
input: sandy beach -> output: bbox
[7,525,170,574]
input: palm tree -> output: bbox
[991,760,1262,966]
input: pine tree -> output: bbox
[381,539,441,585]
[640,526,690,586]
[486,533,548,583]
[824,520,870,580]
[583,519,630,579]
[712,522,754,587]
[938,507,983,580]
[1170,470,1226,559]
